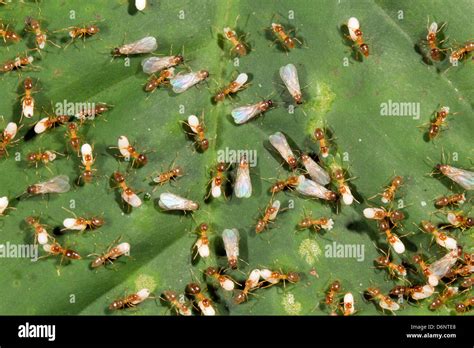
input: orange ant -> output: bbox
[347,17,369,58]
[113,171,142,208]
[435,192,466,208]
[313,128,330,158]
[270,175,299,194]
[426,106,453,139]
[0,22,20,43]
[429,286,459,310]
[234,269,262,304]
[193,222,210,259]
[61,23,100,48]
[184,114,209,152]
[207,162,228,199]
[297,213,334,232]
[25,16,60,50]
[204,266,236,291]
[223,26,247,56]
[271,23,301,50]
[109,289,151,310]
[255,199,280,234]
[162,290,192,316]
[374,248,407,279]
[0,54,35,73]
[260,268,300,287]
[78,143,96,184]
[425,21,446,61]
[144,68,175,92]
[26,150,60,169]
[89,238,130,268]
[324,280,342,312]
[152,166,183,188]
[187,282,215,316]
[455,297,474,313]
[376,175,403,204]
[449,41,474,65]
[213,73,248,103]
[34,113,69,134]
[65,122,81,155]
[21,77,35,119]
[25,216,54,245]
[116,135,148,167]
[0,122,19,157]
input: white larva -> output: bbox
[411,284,434,300]
[194,238,209,258]
[135,0,146,11]
[63,218,87,231]
[118,136,131,160]
[0,196,9,215]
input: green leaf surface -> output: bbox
[0,0,472,316]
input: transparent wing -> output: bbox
[170,72,200,93]
[231,104,260,124]
[235,165,252,198]
[446,166,474,190]
[141,56,174,74]
[295,175,330,200]
[279,64,301,99]
[41,175,70,193]
[159,193,187,210]
[122,36,157,54]
[429,249,458,277]
[269,132,295,166]
[302,156,330,185]
[222,228,239,258]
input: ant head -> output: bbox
[26,185,39,195]
[111,47,121,57]
[205,267,217,276]
[287,272,300,283]
[234,291,246,304]
[391,210,405,221]
[137,154,148,166]
[113,172,125,183]
[66,249,81,259]
[109,300,123,311]
[326,191,338,202]
[25,216,38,225]
[87,25,100,35]
[91,216,105,227]
[187,282,201,295]
[200,139,209,151]
[162,290,177,302]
